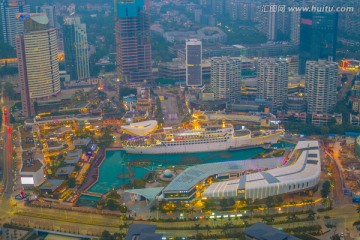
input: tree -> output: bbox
[0,41,16,58]
[321,180,331,198]
[307,210,316,221]
[3,82,16,100]
[107,199,120,211]
[357,205,360,219]
[98,90,107,101]
[107,190,121,200]
[132,179,146,189]
[194,223,200,234]
[98,130,114,148]
[275,196,283,206]
[67,178,76,188]
[100,230,114,240]
[220,198,229,210]
[155,97,164,124]
[204,224,211,236]
[221,222,234,237]
[265,196,274,209]
[320,126,330,136]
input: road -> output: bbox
[0,89,16,220]
[1,202,359,238]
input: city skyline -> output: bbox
[0,0,360,239]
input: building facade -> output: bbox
[63,16,90,80]
[186,39,202,86]
[0,0,30,47]
[299,12,338,74]
[35,4,57,28]
[210,56,242,101]
[305,60,338,114]
[257,58,289,111]
[16,14,60,117]
[115,0,152,83]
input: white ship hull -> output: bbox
[124,132,282,154]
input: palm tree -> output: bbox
[194,223,200,235]
[356,205,360,219]
[322,198,333,209]
[205,224,211,237]
[289,200,297,212]
[307,210,316,221]
[249,209,254,219]
[221,222,234,237]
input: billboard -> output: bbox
[21,177,34,185]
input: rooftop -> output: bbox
[19,125,34,138]
[52,126,72,135]
[125,224,163,240]
[125,187,164,201]
[74,138,92,146]
[20,159,44,173]
[243,141,320,190]
[40,179,65,191]
[203,141,321,198]
[64,149,83,164]
[163,157,282,192]
[46,140,64,148]
[123,110,147,119]
[56,166,75,176]
[243,222,301,240]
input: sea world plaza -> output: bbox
[125,141,321,202]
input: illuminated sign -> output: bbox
[16,13,30,19]
[21,177,34,185]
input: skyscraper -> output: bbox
[186,39,202,87]
[305,60,338,114]
[16,14,60,117]
[211,57,242,101]
[36,4,57,28]
[114,0,152,83]
[290,12,300,45]
[257,58,289,111]
[0,0,30,47]
[63,16,90,81]
[212,0,225,16]
[256,10,276,41]
[299,12,338,74]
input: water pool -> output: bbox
[88,147,271,194]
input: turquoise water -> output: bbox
[89,148,263,194]
[76,195,100,207]
[88,141,294,194]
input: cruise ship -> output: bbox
[123,124,283,154]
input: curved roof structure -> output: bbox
[122,120,157,136]
[203,141,321,200]
[163,157,282,193]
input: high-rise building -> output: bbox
[211,0,225,16]
[305,60,338,114]
[16,14,60,118]
[114,0,152,83]
[63,16,90,81]
[299,12,338,74]
[36,4,57,28]
[290,12,300,45]
[256,9,276,41]
[211,56,242,101]
[186,39,202,87]
[0,0,30,47]
[257,58,289,111]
